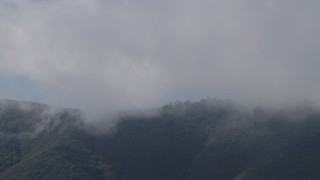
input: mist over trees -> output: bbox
[1,1,320,179]
[1,99,320,179]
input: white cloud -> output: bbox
[0,0,320,113]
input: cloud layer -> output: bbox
[1,0,320,112]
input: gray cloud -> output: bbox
[0,0,320,113]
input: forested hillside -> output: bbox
[1,99,320,180]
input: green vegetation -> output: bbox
[1,99,320,179]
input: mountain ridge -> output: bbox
[1,99,320,179]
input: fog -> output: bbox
[0,0,320,114]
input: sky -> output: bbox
[0,0,320,113]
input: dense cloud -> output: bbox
[0,0,320,113]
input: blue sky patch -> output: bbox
[0,75,45,103]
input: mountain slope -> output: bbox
[1,99,320,179]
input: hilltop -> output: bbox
[1,99,320,179]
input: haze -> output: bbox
[0,0,320,113]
